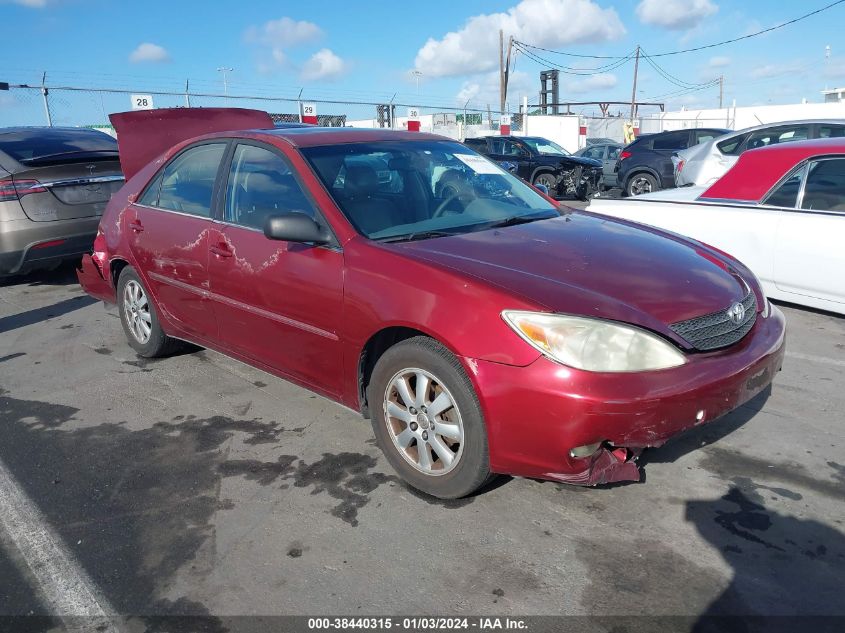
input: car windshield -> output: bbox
[301,140,559,241]
[521,137,570,156]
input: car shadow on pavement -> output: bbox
[0,260,82,288]
[0,295,97,335]
[686,484,844,633]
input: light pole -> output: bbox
[217,67,233,98]
[410,70,422,96]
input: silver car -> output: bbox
[674,119,845,187]
[575,142,622,190]
[0,127,123,276]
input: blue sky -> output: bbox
[1,0,844,126]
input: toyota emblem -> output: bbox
[728,302,745,325]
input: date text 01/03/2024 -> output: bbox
[307,617,528,630]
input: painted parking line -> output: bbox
[0,458,119,632]
[786,351,845,368]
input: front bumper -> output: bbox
[467,305,786,485]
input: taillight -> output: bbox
[619,150,632,160]
[0,179,47,201]
[92,229,108,273]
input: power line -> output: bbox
[516,1,844,59]
[513,43,635,75]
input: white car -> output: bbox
[675,120,845,187]
[589,138,845,315]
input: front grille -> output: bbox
[670,290,757,351]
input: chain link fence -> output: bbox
[1,81,519,140]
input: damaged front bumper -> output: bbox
[466,305,786,486]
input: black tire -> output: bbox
[626,172,659,197]
[532,171,557,192]
[117,266,183,358]
[367,336,494,499]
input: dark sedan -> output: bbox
[463,135,602,200]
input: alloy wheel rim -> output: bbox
[123,280,152,344]
[631,176,652,195]
[535,175,555,188]
[383,367,464,476]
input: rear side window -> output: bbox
[0,128,117,163]
[463,138,488,152]
[717,134,747,156]
[224,144,316,229]
[652,132,689,151]
[156,143,226,217]
[764,167,803,208]
[801,159,845,212]
[608,146,621,160]
[694,131,721,144]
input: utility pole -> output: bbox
[629,45,640,124]
[719,75,724,109]
[503,35,514,114]
[41,71,52,127]
[499,30,505,113]
[217,67,233,97]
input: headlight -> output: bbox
[502,311,686,372]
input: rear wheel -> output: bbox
[117,267,182,357]
[368,336,493,499]
[626,172,658,197]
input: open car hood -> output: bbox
[109,107,273,179]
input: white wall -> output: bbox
[520,115,581,152]
[641,101,845,134]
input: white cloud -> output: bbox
[636,0,718,30]
[414,0,625,78]
[455,70,532,109]
[10,0,49,7]
[245,17,324,72]
[565,72,618,94]
[129,43,171,64]
[301,49,348,81]
[708,56,730,68]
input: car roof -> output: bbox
[701,137,845,202]
[0,126,113,137]
[720,119,845,138]
[256,127,448,148]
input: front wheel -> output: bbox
[532,172,557,194]
[368,337,493,499]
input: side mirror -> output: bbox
[264,212,331,244]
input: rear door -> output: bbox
[773,158,845,306]
[126,141,227,338]
[207,141,344,395]
[650,131,690,186]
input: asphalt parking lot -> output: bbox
[1,262,843,631]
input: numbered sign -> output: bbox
[499,115,511,126]
[300,102,318,124]
[407,107,420,120]
[130,94,154,110]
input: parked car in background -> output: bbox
[575,141,622,190]
[675,119,845,187]
[616,127,729,197]
[0,127,123,276]
[464,135,602,200]
[79,108,784,498]
[591,138,845,315]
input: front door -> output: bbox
[126,142,227,338]
[207,142,344,395]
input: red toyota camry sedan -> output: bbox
[78,108,786,499]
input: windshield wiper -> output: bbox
[485,213,553,229]
[378,230,455,243]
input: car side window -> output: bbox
[694,131,720,144]
[745,126,809,151]
[764,166,804,208]
[607,146,621,161]
[138,172,163,207]
[225,144,317,230]
[800,159,845,212]
[717,134,747,156]
[652,132,689,151]
[156,143,226,217]
[819,125,845,138]
[583,147,603,160]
